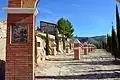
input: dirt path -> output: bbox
[35,49,120,80]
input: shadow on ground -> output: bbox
[35,72,120,79]
[87,69,120,72]
[66,60,120,65]
[47,58,120,65]
[47,58,74,61]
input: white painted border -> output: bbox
[3,8,38,16]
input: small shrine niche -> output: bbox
[11,23,28,44]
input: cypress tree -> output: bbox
[62,34,66,50]
[116,5,120,49]
[106,34,109,51]
[55,27,59,52]
[35,35,37,63]
[116,5,120,59]
[63,25,66,50]
[101,41,107,49]
[101,41,104,49]
[111,25,118,61]
[45,27,50,55]
[106,34,112,52]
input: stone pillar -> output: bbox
[88,46,91,53]
[51,41,57,56]
[93,47,96,52]
[3,0,38,80]
[91,47,92,52]
[74,43,80,60]
[66,44,70,53]
[84,47,88,55]
[84,45,88,55]
[88,47,90,53]
[92,47,94,52]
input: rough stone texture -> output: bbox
[66,47,70,53]
[35,49,120,80]
[58,41,64,54]
[5,14,35,80]
[36,36,46,62]
[36,31,67,62]
[0,21,7,60]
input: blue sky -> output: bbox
[0,0,117,37]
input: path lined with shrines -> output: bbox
[35,49,120,80]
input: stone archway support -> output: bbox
[3,0,39,80]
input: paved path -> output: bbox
[35,49,120,80]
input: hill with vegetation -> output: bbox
[75,35,107,45]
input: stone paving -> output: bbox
[35,49,120,80]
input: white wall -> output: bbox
[0,21,7,60]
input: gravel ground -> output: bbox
[35,49,120,80]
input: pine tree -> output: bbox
[112,26,118,60]
[45,27,50,55]
[57,18,74,51]
[66,20,74,50]
[57,18,66,50]
[65,20,74,38]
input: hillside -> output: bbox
[75,35,107,45]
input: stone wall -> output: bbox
[36,36,46,62]
[36,32,56,62]
[0,21,7,60]
[36,31,66,61]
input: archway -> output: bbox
[3,0,39,80]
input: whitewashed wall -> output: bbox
[0,21,7,60]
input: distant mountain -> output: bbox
[75,35,107,45]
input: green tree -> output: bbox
[45,27,50,55]
[55,27,59,52]
[101,41,107,49]
[111,26,118,61]
[57,18,74,38]
[116,5,120,50]
[116,5,120,59]
[65,20,74,38]
[66,20,74,49]
[57,18,67,50]
[106,34,112,52]
[35,35,37,63]
[57,18,67,34]
[57,18,74,50]
[95,43,101,49]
